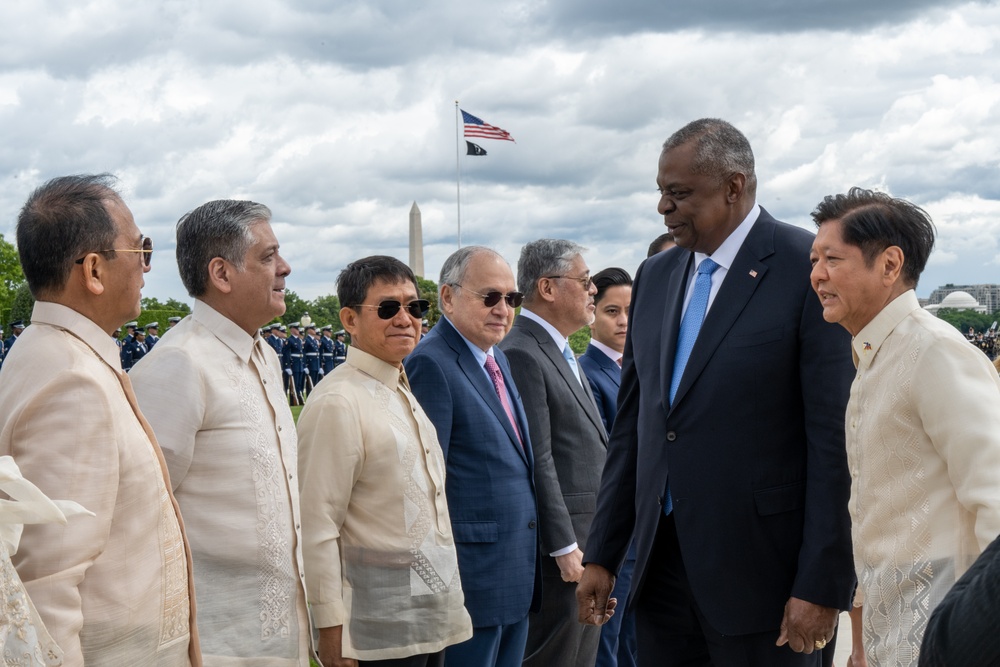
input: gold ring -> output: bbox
[814,639,827,650]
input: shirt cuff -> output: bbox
[549,542,578,557]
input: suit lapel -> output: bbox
[517,318,607,444]
[441,319,529,464]
[670,215,775,410]
[587,346,621,389]
[659,251,693,407]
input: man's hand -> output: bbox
[576,563,618,626]
[554,548,586,583]
[775,596,839,654]
[318,625,357,667]
[285,368,293,376]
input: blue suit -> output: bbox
[579,345,637,667]
[406,317,541,667]
[585,210,854,665]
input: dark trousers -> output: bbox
[361,650,445,667]
[635,514,821,667]
[444,615,529,667]
[597,541,638,667]
[523,557,601,667]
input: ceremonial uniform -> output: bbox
[282,329,305,403]
[320,330,335,375]
[332,335,347,369]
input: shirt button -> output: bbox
[278,425,283,432]
[666,431,677,442]
[528,520,536,529]
[288,473,293,480]
[263,379,267,384]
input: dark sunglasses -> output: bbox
[457,285,524,308]
[352,299,430,320]
[75,235,153,268]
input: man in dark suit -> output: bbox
[406,246,540,667]
[498,239,609,667]
[577,118,855,666]
[578,267,637,667]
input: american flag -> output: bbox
[461,110,515,142]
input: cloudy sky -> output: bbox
[1,0,998,304]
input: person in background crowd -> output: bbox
[578,119,855,667]
[333,330,348,368]
[120,320,140,370]
[809,187,1000,666]
[303,323,322,391]
[578,267,637,667]
[3,321,24,356]
[299,255,472,666]
[131,198,313,666]
[646,232,676,258]
[0,173,200,665]
[498,239,609,667]
[320,324,336,376]
[145,321,160,350]
[406,246,540,667]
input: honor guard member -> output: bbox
[133,329,149,364]
[4,321,25,356]
[266,323,284,358]
[319,325,335,375]
[113,328,122,349]
[332,330,347,368]
[303,324,322,391]
[0,326,5,364]
[167,315,182,330]
[144,322,160,351]
[119,321,140,371]
[282,322,305,402]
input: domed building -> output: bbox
[924,290,988,314]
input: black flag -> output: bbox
[466,141,487,156]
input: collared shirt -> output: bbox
[846,290,1000,665]
[130,300,312,666]
[588,338,621,365]
[442,315,500,385]
[681,203,760,317]
[0,301,194,666]
[298,346,472,661]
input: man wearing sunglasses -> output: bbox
[131,199,314,666]
[0,174,199,666]
[405,247,540,667]
[498,239,609,667]
[299,255,472,667]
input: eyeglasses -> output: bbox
[545,274,592,289]
[75,236,153,267]
[456,285,524,309]
[351,299,430,320]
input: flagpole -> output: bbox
[454,101,462,249]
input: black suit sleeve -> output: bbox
[920,533,1000,666]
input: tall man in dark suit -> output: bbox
[406,246,540,667]
[577,118,855,666]
[498,239,609,667]
[578,267,637,667]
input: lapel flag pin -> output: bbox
[749,270,758,278]
[863,342,872,351]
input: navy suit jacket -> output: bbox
[585,209,856,636]
[405,317,541,627]
[579,344,621,435]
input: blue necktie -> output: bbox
[562,343,582,386]
[665,257,719,515]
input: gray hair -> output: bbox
[517,239,586,303]
[438,246,505,298]
[663,118,757,198]
[176,199,271,297]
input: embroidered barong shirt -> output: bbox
[847,290,1000,666]
[130,301,312,666]
[298,346,472,661]
[0,301,197,667]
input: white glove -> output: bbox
[285,368,292,376]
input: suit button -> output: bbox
[528,520,536,529]
[666,431,676,441]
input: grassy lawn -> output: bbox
[291,405,303,423]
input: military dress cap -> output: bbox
[279,325,287,332]
[168,316,182,323]
[321,325,332,332]
[305,324,317,331]
[289,322,301,329]
[335,330,345,336]
[145,322,159,329]
[125,321,138,329]
[9,320,24,329]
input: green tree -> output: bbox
[164,298,191,314]
[9,283,34,324]
[311,294,342,331]
[935,308,994,334]
[281,289,311,325]
[416,277,441,327]
[569,326,591,355]
[0,234,25,321]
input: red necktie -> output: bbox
[484,355,523,449]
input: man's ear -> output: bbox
[78,254,106,296]
[340,306,359,335]
[207,257,234,294]
[535,278,557,304]
[881,246,905,286]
